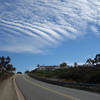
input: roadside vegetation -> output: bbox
[0,56,16,81]
[26,54,100,93]
[27,54,100,84]
[28,66,100,84]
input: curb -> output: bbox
[13,75,25,100]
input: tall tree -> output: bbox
[74,62,78,67]
[6,56,11,65]
[60,62,67,68]
[94,54,100,64]
[86,58,95,65]
[0,56,16,72]
[0,56,5,66]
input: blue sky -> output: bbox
[0,0,100,72]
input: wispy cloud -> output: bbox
[0,19,58,43]
[90,25,99,36]
[0,0,100,53]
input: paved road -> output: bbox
[16,75,100,100]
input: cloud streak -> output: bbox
[0,19,58,43]
[0,0,100,53]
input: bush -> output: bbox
[30,66,100,84]
[0,71,14,81]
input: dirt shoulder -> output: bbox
[0,77,18,100]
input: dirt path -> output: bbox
[0,77,18,100]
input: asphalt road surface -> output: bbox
[16,75,100,100]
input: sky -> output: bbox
[0,0,100,72]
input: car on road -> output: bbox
[17,72,22,74]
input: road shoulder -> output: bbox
[0,76,18,100]
[13,75,25,100]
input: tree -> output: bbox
[0,56,5,66]
[0,56,11,68]
[37,64,40,68]
[0,57,2,68]
[60,62,67,68]
[94,54,100,64]
[6,64,16,72]
[0,57,1,65]
[6,56,11,65]
[86,58,95,65]
[25,70,30,74]
[0,56,16,72]
[12,67,16,71]
[6,64,13,71]
[74,62,78,67]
